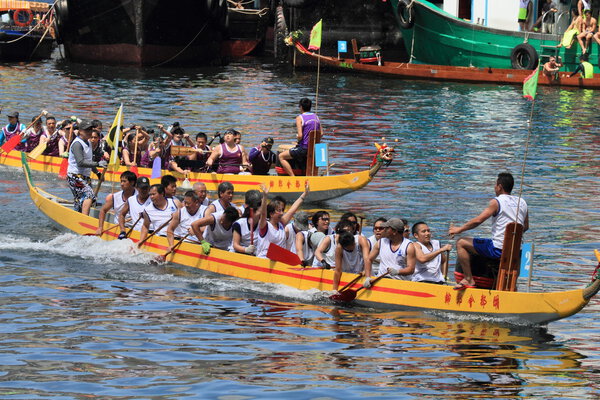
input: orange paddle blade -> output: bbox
[1,135,23,154]
[58,157,68,179]
[266,243,301,266]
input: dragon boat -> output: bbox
[0,143,393,202]
[22,153,600,326]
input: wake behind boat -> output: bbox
[21,153,600,326]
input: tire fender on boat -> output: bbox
[397,0,415,29]
[510,43,539,70]
[13,9,33,27]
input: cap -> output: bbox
[78,119,94,131]
[294,211,310,231]
[309,231,326,250]
[262,137,274,145]
[381,217,405,232]
[137,176,150,188]
[7,112,19,118]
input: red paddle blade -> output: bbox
[130,165,138,175]
[266,243,301,266]
[329,289,357,303]
[58,157,68,179]
[1,135,22,154]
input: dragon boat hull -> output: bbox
[22,154,600,326]
[1,149,387,202]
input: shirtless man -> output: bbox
[407,222,452,284]
[577,9,596,53]
[543,56,562,79]
[95,171,137,235]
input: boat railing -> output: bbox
[553,11,572,36]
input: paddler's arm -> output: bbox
[137,211,151,248]
[258,184,270,233]
[314,236,331,267]
[448,198,498,237]
[191,215,215,242]
[118,202,130,233]
[295,114,303,142]
[205,145,221,168]
[166,209,181,250]
[95,193,115,235]
[333,244,344,291]
[280,182,309,226]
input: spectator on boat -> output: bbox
[278,97,321,177]
[95,171,137,236]
[364,218,414,286]
[118,176,151,238]
[161,174,182,208]
[191,206,240,252]
[296,211,330,266]
[532,0,558,32]
[24,115,47,152]
[569,53,594,78]
[367,217,387,273]
[313,220,355,269]
[543,56,563,79]
[518,0,534,31]
[205,128,249,174]
[205,181,237,217]
[166,190,204,252]
[576,9,596,53]
[66,120,107,215]
[137,183,179,246]
[557,9,581,49]
[255,182,309,259]
[332,230,370,291]
[41,116,67,157]
[448,172,529,290]
[231,189,262,255]
[407,222,452,285]
[186,132,212,171]
[578,0,592,17]
[193,182,210,207]
[249,136,277,175]
[1,111,26,149]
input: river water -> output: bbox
[0,51,599,399]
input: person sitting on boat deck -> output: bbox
[448,172,529,290]
[231,189,262,255]
[364,218,414,287]
[137,183,179,247]
[578,0,592,17]
[532,0,558,33]
[406,222,452,285]
[249,136,277,175]
[278,97,322,177]
[193,182,210,207]
[166,190,204,252]
[313,220,356,269]
[204,181,237,217]
[95,171,137,236]
[367,217,387,273]
[1,111,26,149]
[118,176,151,238]
[576,9,596,54]
[255,182,309,259]
[286,211,310,254]
[205,129,249,174]
[41,116,67,157]
[66,120,107,215]
[543,56,563,79]
[161,174,182,208]
[518,0,533,31]
[557,9,581,49]
[191,206,240,252]
[296,211,328,266]
[332,230,371,291]
[568,53,594,78]
[24,115,47,153]
[186,132,212,171]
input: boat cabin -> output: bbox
[0,1,51,30]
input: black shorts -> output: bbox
[289,146,307,161]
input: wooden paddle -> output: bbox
[125,214,144,238]
[1,110,47,154]
[137,217,173,247]
[84,218,131,236]
[27,140,47,159]
[154,233,189,263]
[327,274,363,301]
[330,272,390,303]
[266,243,301,266]
[93,167,107,201]
[58,124,74,179]
[249,208,254,246]
[130,132,139,175]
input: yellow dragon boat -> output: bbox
[1,143,393,202]
[21,154,600,325]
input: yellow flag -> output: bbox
[308,19,322,51]
[107,104,123,166]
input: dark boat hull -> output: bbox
[0,30,55,61]
[56,0,228,66]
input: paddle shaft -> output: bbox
[250,208,254,246]
[138,217,173,247]
[125,214,144,237]
[86,218,131,236]
[160,233,190,259]
[93,167,107,200]
[338,274,363,292]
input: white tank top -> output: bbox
[299,230,314,262]
[112,190,135,223]
[341,235,363,274]
[174,205,203,241]
[67,136,92,176]
[127,195,151,230]
[312,233,336,268]
[377,237,412,280]
[491,194,528,249]
[256,221,286,258]
[286,222,299,253]
[412,239,444,283]
[209,199,227,214]
[203,211,234,250]
[368,235,381,272]
[231,217,255,250]
[144,198,177,235]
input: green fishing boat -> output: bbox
[391,0,597,73]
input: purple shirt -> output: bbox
[299,113,320,148]
[218,143,242,174]
[249,146,276,175]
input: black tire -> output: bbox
[510,43,538,69]
[54,0,69,43]
[273,5,288,64]
[397,0,415,29]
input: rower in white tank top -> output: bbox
[143,198,177,236]
[341,235,363,274]
[127,195,151,230]
[312,233,337,268]
[203,211,235,250]
[174,205,203,242]
[377,237,412,280]
[231,217,255,250]
[110,189,136,224]
[256,220,286,259]
[411,239,444,283]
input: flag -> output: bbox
[308,19,322,51]
[107,104,123,166]
[523,67,540,100]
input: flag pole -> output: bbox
[315,49,320,113]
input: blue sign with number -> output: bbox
[520,243,534,277]
[314,143,328,167]
[338,41,347,53]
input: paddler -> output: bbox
[166,190,204,251]
[118,176,151,238]
[23,116,47,152]
[66,119,107,215]
[95,171,137,236]
[137,183,179,246]
[1,111,26,149]
[407,222,452,284]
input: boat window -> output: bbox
[458,0,472,21]
[0,11,10,25]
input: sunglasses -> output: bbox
[320,217,330,221]
[373,226,384,231]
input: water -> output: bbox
[0,51,599,399]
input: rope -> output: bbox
[150,22,208,68]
